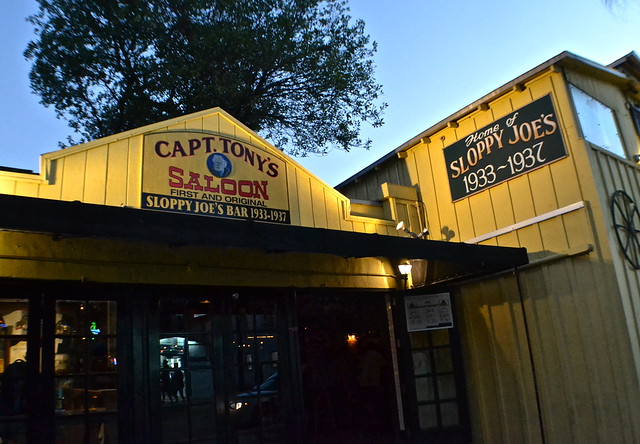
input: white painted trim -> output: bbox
[465,201,586,244]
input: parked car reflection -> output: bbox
[229,372,279,428]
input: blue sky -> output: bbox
[1,0,639,185]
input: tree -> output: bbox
[25,0,385,156]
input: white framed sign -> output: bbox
[404,293,453,332]
[141,131,291,224]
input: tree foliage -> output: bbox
[25,0,385,155]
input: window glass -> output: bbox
[54,300,118,444]
[569,84,626,157]
[415,376,434,402]
[159,298,216,444]
[440,402,460,427]
[418,404,438,429]
[0,300,29,419]
[409,328,461,433]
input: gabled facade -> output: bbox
[0,108,525,443]
[338,51,640,443]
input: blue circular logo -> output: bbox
[207,153,232,178]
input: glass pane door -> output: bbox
[54,300,118,444]
[159,298,217,443]
[158,292,286,444]
[409,327,470,443]
[228,296,282,443]
[0,299,29,443]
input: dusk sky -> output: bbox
[1,0,639,185]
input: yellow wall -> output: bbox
[339,64,640,443]
[0,230,396,289]
[0,108,405,289]
[0,108,398,235]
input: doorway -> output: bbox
[155,288,295,444]
[297,292,397,443]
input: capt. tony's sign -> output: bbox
[444,95,567,201]
[142,131,290,224]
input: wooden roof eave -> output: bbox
[0,194,528,282]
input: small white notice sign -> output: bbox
[405,293,453,332]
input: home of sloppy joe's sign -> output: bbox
[444,95,567,201]
[142,131,290,224]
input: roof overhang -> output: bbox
[0,194,528,285]
[336,51,639,190]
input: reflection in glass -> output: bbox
[189,369,214,402]
[412,350,430,376]
[159,298,218,444]
[159,300,186,333]
[54,300,118,443]
[54,301,117,415]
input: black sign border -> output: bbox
[444,94,568,202]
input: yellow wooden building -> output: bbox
[337,51,640,443]
[0,102,525,442]
[0,49,637,444]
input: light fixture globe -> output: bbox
[398,262,412,276]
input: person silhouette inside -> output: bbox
[161,360,176,403]
[173,363,185,402]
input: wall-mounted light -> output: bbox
[633,154,640,163]
[396,221,429,239]
[398,262,412,276]
[398,261,412,290]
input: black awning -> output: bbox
[0,194,528,282]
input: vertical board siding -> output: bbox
[309,179,328,229]
[126,136,143,207]
[60,152,86,201]
[1,110,395,235]
[286,163,301,226]
[428,136,459,241]
[105,139,130,207]
[518,254,640,443]
[489,184,516,233]
[454,198,475,241]
[468,190,497,239]
[336,69,640,443]
[84,145,108,204]
[325,191,341,230]
[459,276,541,444]
[591,148,640,404]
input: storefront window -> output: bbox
[54,300,118,444]
[0,299,29,443]
[159,298,217,443]
[229,299,282,442]
[569,84,626,158]
[157,292,286,443]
